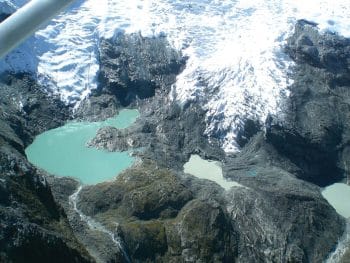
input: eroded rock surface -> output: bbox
[75,33,186,121]
[76,161,237,262]
[225,134,344,262]
[69,26,347,262]
[267,20,350,186]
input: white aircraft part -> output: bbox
[0,0,75,58]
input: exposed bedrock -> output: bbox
[76,161,238,263]
[79,32,224,168]
[0,74,93,262]
[223,20,350,260]
[89,98,225,171]
[224,133,345,262]
[266,20,350,186]
[74,28,347,262]
[75,33,186,121]
[0,22,347,262]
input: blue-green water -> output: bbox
[184,155,243,190]
[25,109,139,185]
[247,169,258,177]
[322,183,350,218]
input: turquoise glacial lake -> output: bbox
[322,183,350,218]
[184,154,242,190]
[25,109,139,185]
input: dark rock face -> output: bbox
[0,74,92,262]
[89,99,225,171]
[221,21,350,260]
[77,161,193,220]
[75,33,186,121]
[266,20,350,186]
[228,183,342,262]
[81,33,224,169]
[0,74,69,147]
[224,134,345,262]
[97,34,186,105]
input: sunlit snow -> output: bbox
[1,0,350,151]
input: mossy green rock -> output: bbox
[76,161,237,262]
[121,220,167,261]
[78,161,193,220]
[166,199,237,262]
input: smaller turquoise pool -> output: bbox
[322,183,350,218]
[183,154,242,190]
[25,109,139,185]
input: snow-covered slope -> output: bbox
[1,0,350,151]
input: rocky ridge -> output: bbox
[267,20,350,186]
[0,20,349,262]
[225,19,350,261]
[57,25,347,262]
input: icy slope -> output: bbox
[1,0,350,151]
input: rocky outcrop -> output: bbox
[47,161,238,263]
[80,32,224,169]
[229,183,342,262]
[0,73,93,262]
[77,28,346,262]
[97,34,186,104]
[224,133,345,262]
[266,20,350,186]
[221,20,350,261]
[75,33,186,121]
[73,161,237,262]
[89,99,225,170]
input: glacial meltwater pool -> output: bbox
[25,109,139,185]
[322,183,350,218]
[183,154,242,190]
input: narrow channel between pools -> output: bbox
[25,109,139,184]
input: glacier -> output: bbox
[1,0,350,152]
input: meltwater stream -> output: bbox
[25,109,139,184]
[69,186,131,262]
